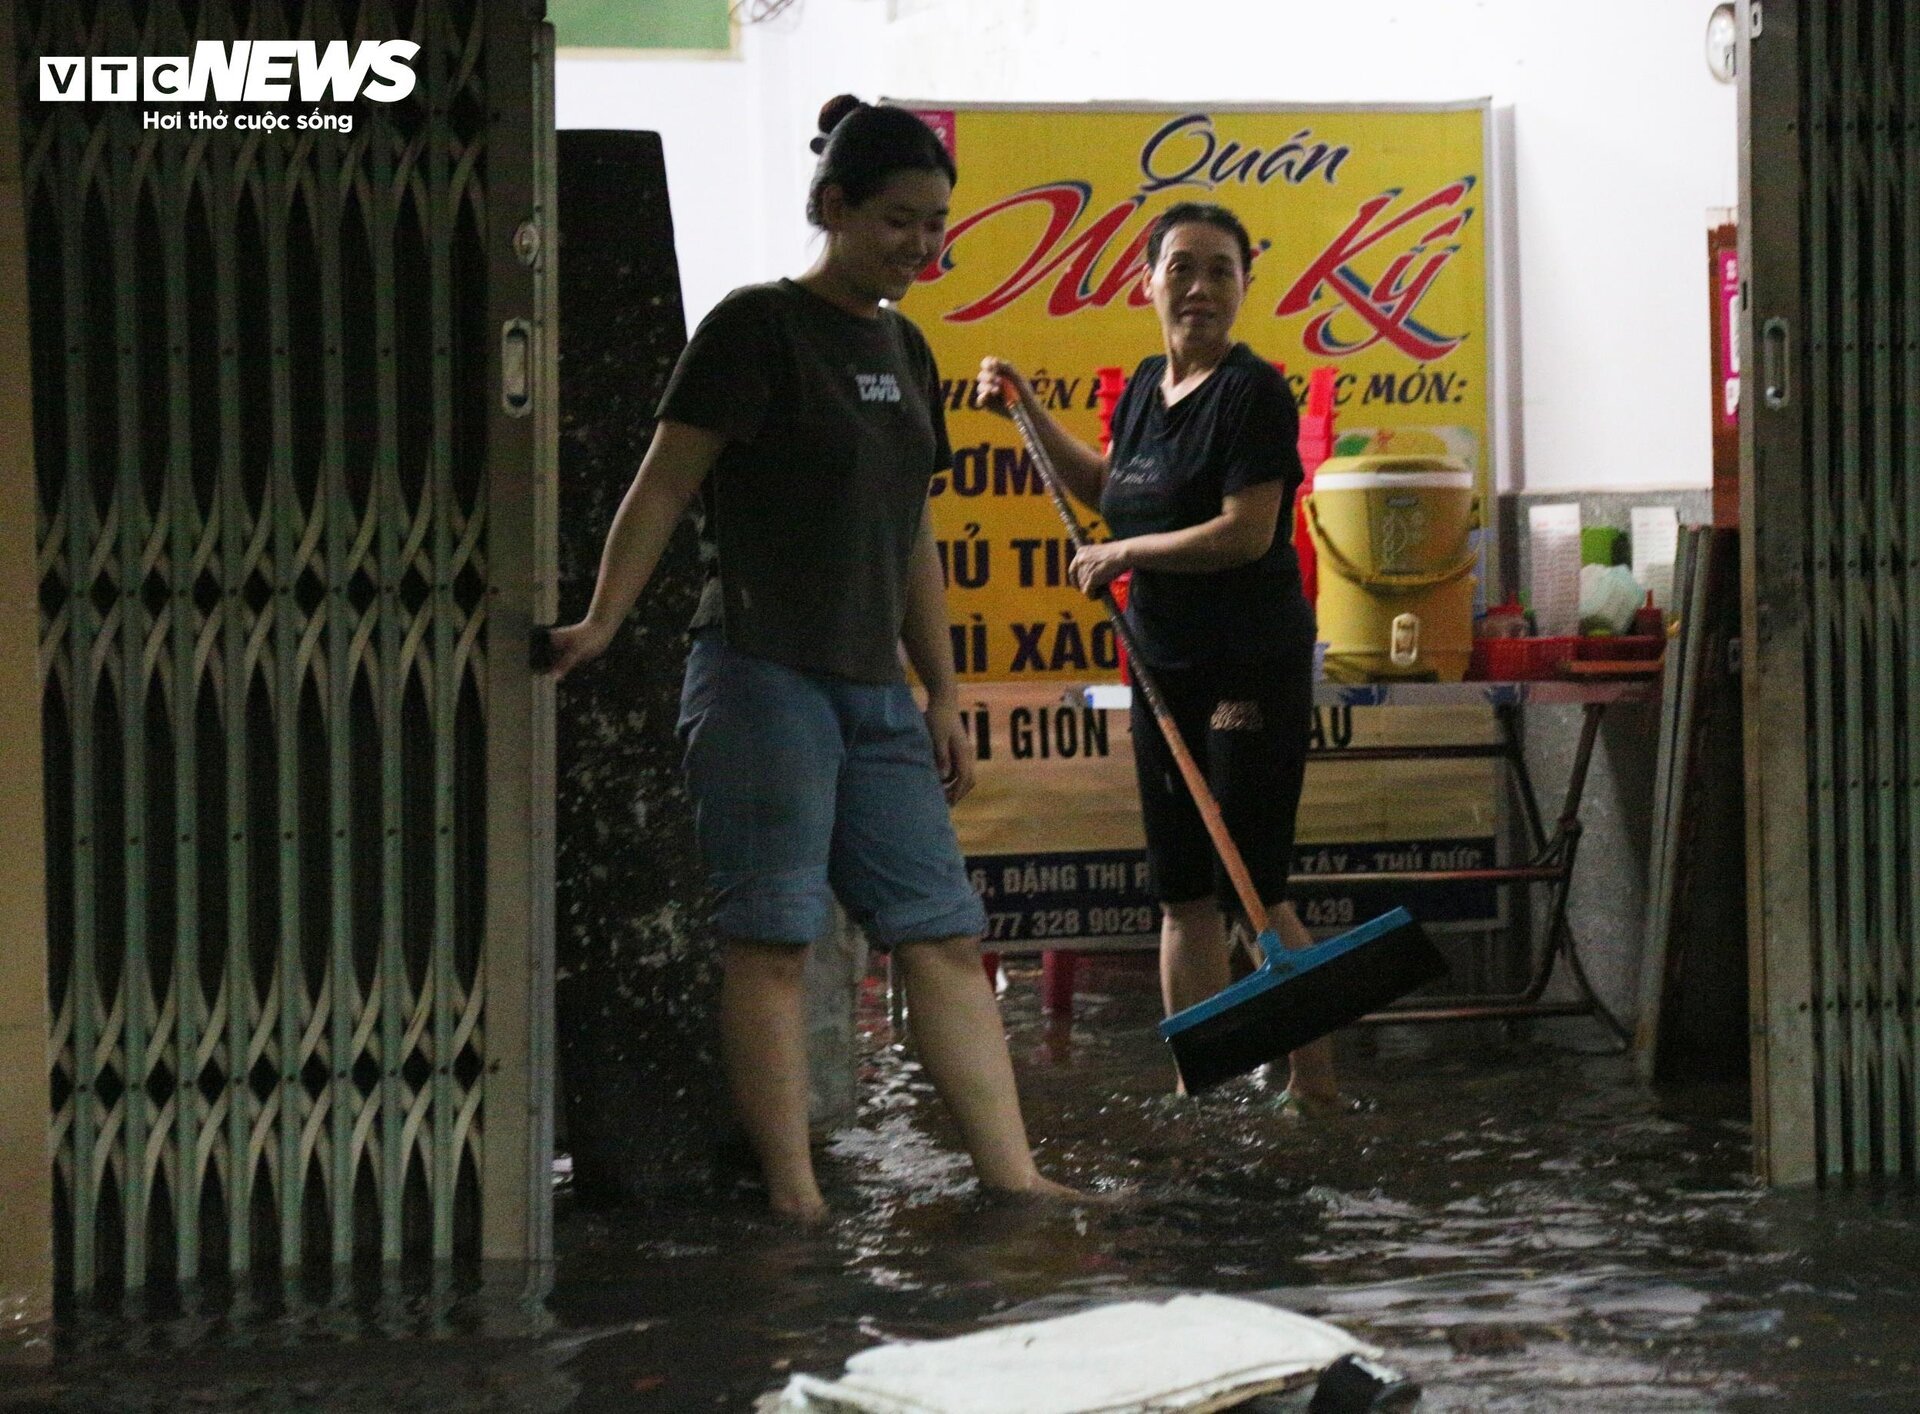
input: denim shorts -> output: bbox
[676,631,989,948]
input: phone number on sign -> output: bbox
[984,905,1159,941]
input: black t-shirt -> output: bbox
[657,279,951,684]
[1101,344,1314,669]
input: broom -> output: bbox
[1003,396,1446,1092]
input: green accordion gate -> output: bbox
[1745,0,1920,1185]
[20,0,556,1293]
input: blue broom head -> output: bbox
[1158,908,1417,1041]
[1157,907,1445,1091]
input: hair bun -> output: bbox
[811,94,864,153]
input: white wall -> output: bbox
[557,0,1737,492]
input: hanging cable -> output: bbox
[731,0,800,23]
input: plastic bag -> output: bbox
[1579,563,1644,635]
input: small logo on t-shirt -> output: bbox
[1108,453,1161,488]
[855,372,902,403]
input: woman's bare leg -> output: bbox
[894,935,1079,1199]
[1270,902,1339,1104]
[720,940,827,1220]
[1160,898,1232,1092]
[1160,897,1230,1017]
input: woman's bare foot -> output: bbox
[1284,1080,1341,1110]
[1272,1086,1343,1120]
[768,1194,831,1225]
[985,1174,1123,1207]
[1286,1037,1338,1108]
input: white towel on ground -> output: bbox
[763,1292,1380,1414]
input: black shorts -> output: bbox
[1129,654,1313,912]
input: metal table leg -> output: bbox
[1354,700,1629,1038]
[1539,703,1631,1039]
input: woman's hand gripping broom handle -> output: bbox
[1005,399,1272,942]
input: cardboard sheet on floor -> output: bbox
[761,1293,1379,1413]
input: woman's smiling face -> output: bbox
[818,168,952,304]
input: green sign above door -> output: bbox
[552,0,734,52]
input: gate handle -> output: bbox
[501,319,533,416]
[1761,317,1790,409]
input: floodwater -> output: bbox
[10,957,1920,1412]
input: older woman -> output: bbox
[976,202,1334,1105]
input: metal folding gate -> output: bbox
[21,0,556,1293]
[1744,0,1919,1184]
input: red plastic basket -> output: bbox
[1471,638,1528,681]
[1574,634,1664,662]
[1471,636,1581,682]
[1524,637,1581,678]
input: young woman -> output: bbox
[546,96,1077,1219]
[976,203,1336,1106]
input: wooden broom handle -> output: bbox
[1006,399,1271,933]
